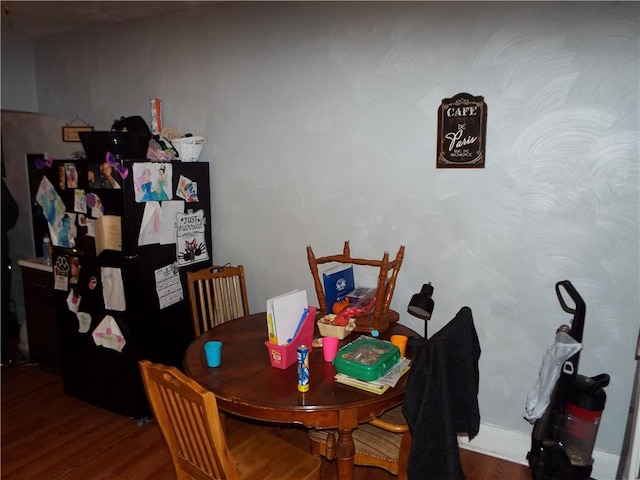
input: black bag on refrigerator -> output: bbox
[111,116,151,139]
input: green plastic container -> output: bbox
[333,336,400,381]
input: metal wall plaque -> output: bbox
[436,93,487,168]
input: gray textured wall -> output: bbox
[1,34,38,112]
[11,1,640,460]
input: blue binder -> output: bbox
[322,264,355,313]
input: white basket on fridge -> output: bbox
[172,136,207,162]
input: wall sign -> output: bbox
[62,116,94,142]
[62,126,94,142]
[437,93,487,168]
[176,209,209,266]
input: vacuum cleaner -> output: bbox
[527,280,610,480]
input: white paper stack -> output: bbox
[266,290,308,345]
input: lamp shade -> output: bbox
[407,283,434,320]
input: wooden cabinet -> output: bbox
[19,259,60,374]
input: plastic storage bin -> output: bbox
[333,336,400,381]
[265,306,317,369]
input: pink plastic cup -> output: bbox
[323,337,340,362]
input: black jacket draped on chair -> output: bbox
[403,306,481,480]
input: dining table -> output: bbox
[183,311,418,480]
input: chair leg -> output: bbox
[309,431,337,460]
[220,412,228,435]
[397,431,412,480]
[325,431,336,461]
[310,439,321,456]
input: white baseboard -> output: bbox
[458,423,620,480]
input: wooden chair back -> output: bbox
[187,265,250,337]
[140,360,321,480]
[139,360,238,480]
[307,241,405,333]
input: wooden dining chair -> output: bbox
[308,404,411,479]
[139,360,321,480]
[187,264,250,337]
[307,241,405,333]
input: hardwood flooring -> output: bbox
[2,350,533,480]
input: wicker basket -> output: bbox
[172,136,207,162]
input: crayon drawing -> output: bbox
[133,163,173,202]
[176,174,199,202]
[50,212,77,248]
[36,176,66,226]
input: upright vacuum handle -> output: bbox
[555,280,586,343]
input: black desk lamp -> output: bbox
[407,282,434,338]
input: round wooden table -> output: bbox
[183,312,418,480]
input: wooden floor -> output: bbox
[1,349,533,480]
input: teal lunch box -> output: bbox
[333,336,400,382]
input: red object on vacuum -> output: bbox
[560,374,608,467]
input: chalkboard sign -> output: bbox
[436,93,487,168]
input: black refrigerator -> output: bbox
[33,152,212,419]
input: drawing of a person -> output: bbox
[58,214,71,247]
[137,168,154,201]
[153,166,169,201]
[39,188,58,225]
[185,182,197,202]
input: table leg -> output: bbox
[335,427,356,480]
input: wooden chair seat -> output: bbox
[140,360,320,480]
[309,405,410,479]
